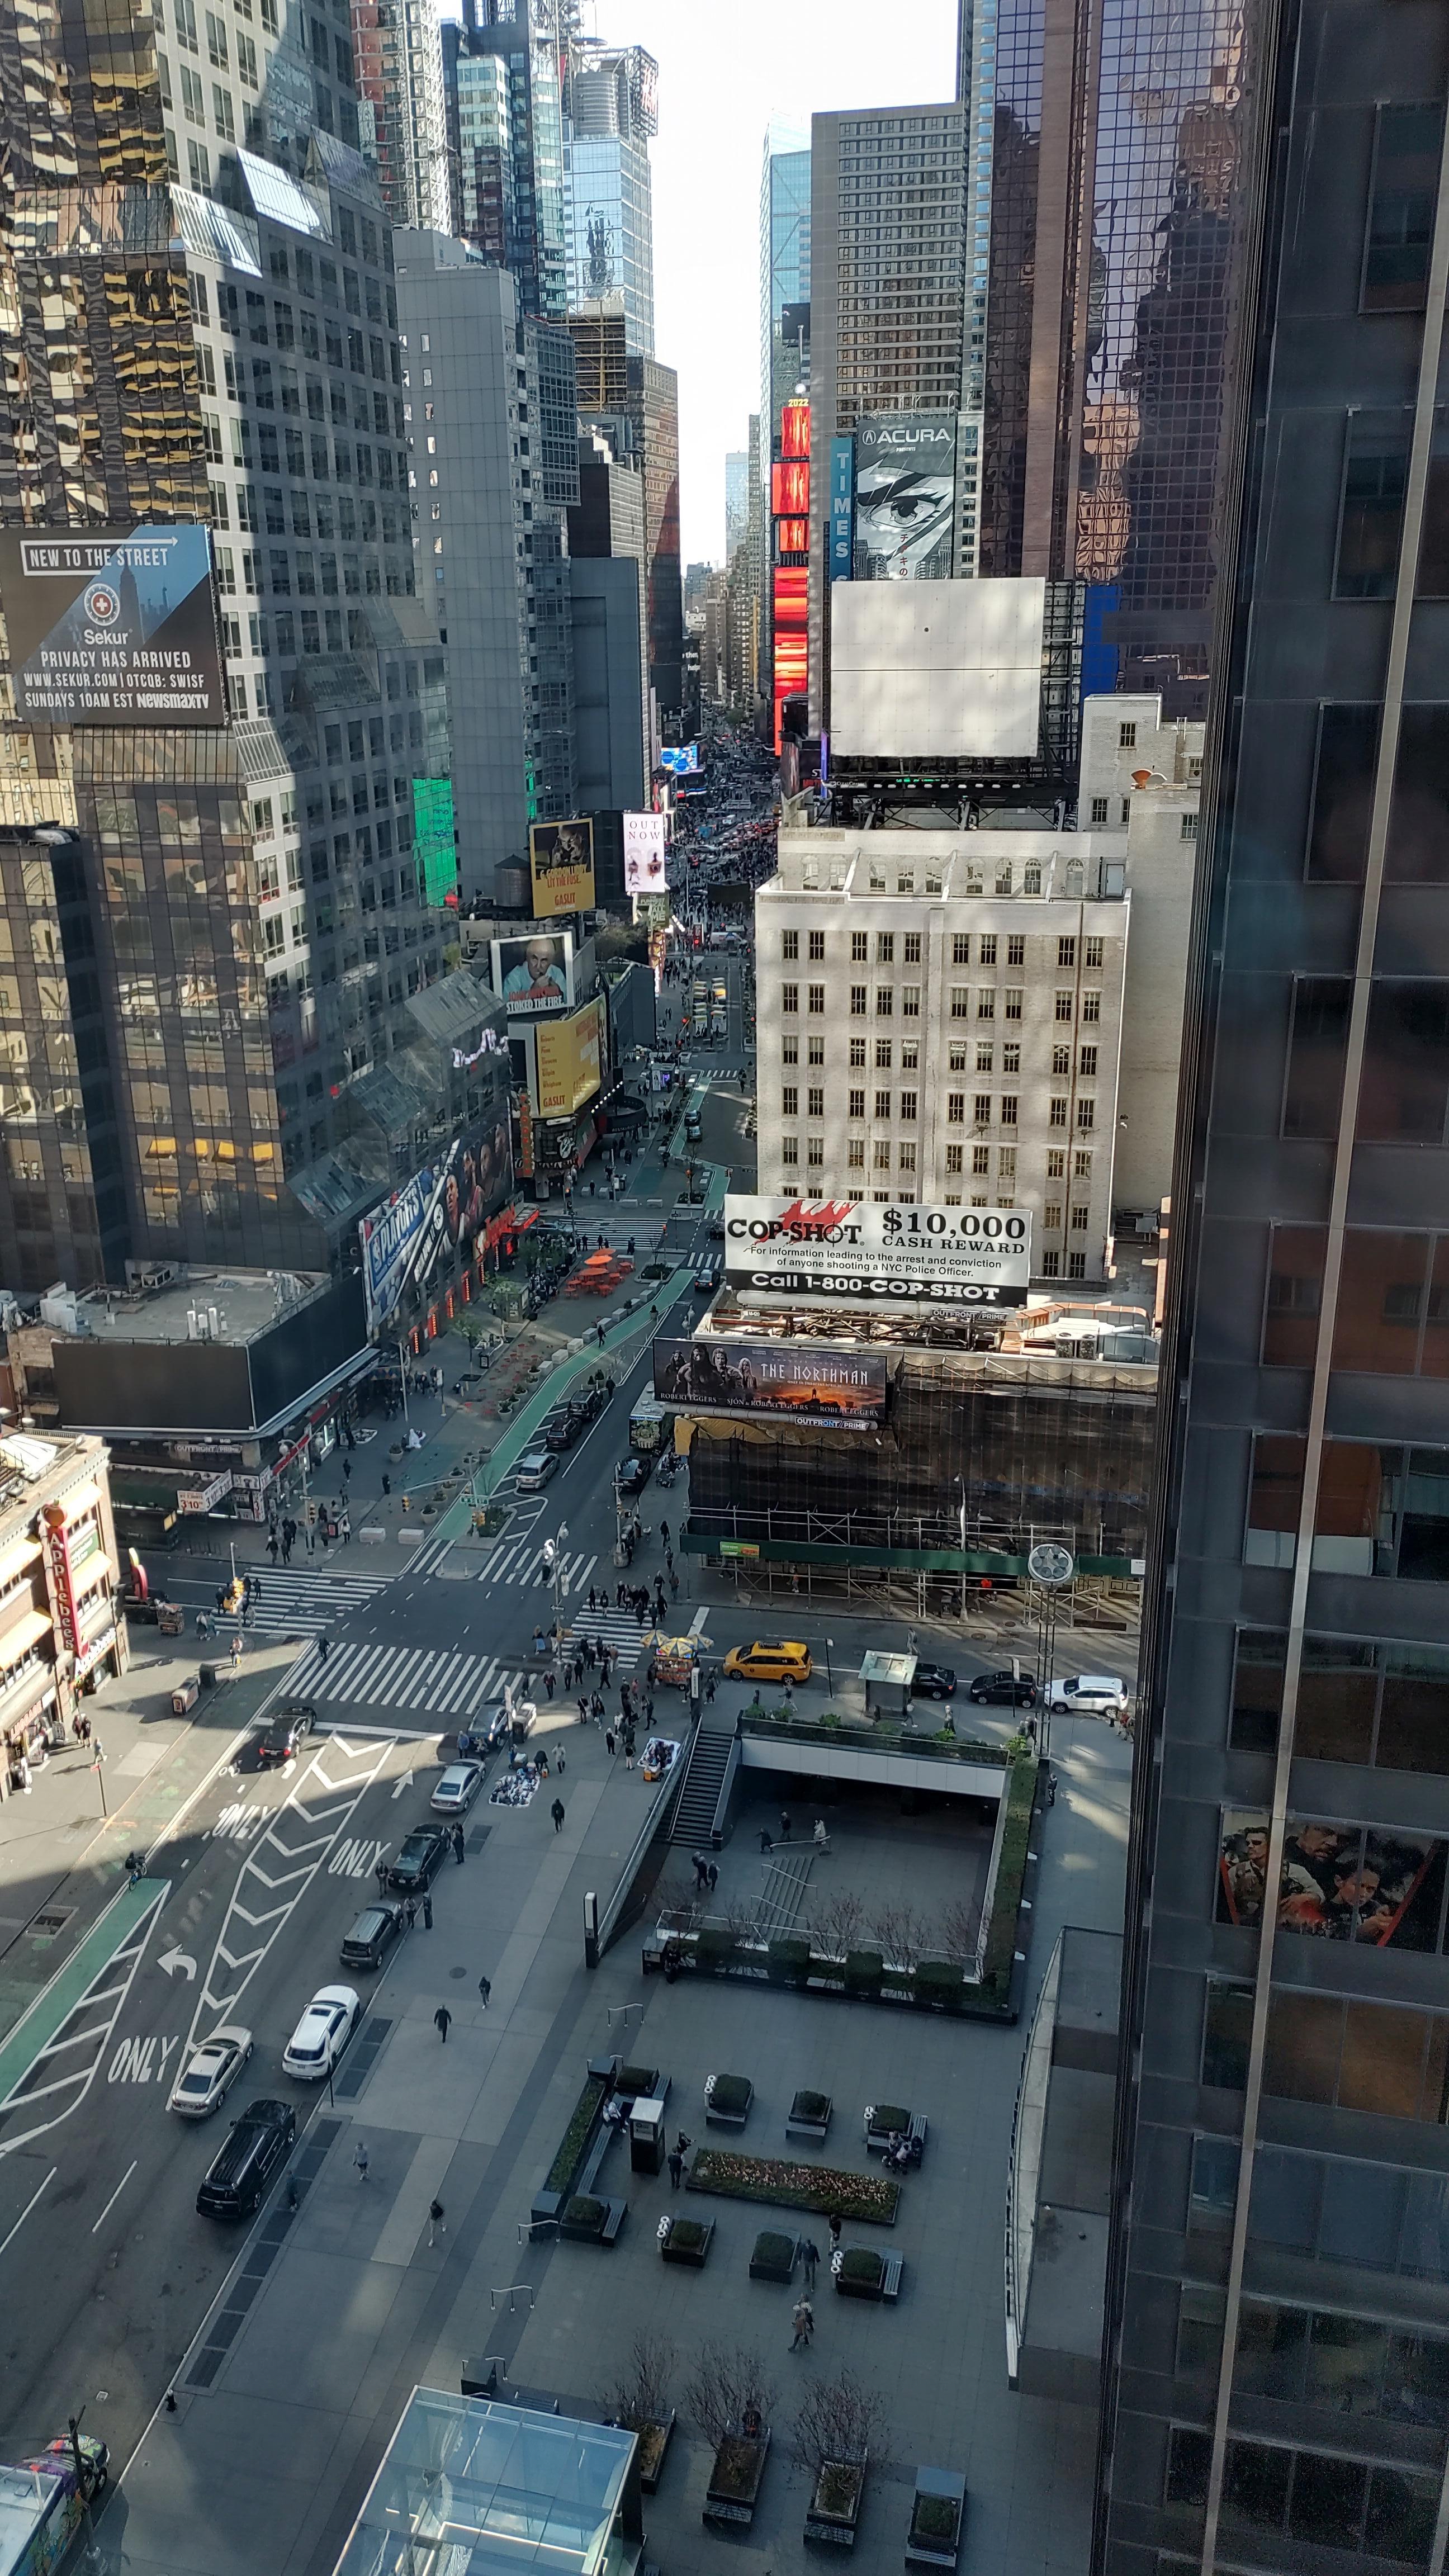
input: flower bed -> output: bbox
[687,2151,899,2225]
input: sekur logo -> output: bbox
[84,581,120,624]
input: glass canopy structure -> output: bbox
[331,2389,642,2576]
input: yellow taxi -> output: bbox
[722,1640,813,1685]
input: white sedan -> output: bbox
[167,2025,253,2119]
[282,1986,361,2081]
[432,1760,484,1816]
[1045,1674,1130,1716]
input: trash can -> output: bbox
[199,1661,217,1690]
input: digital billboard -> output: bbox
[623,811,668,893]
[659,745,700,776]
[359,1085,513,1332]
[829,578,1045,761]
[529,817,595,918]
[1219,1811,1448,1951]
[724,1194,1032,1307]
[490,930,576,1019]
[536,997,604,1119]
[0,524,224,723]
[853,414,957,582]
[413,777,457,906]
[652,1334,887,1427]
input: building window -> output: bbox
[976,1045,993,1073]
[875,1088,892,1118]
[1055,990,1074,1021]
[1077,1098,1096,1131]
[953,932,970,964]
[1074,1153,1093,1182]
[782,982,798,1013]
[1337,410,1409,599]
[1082,990,1101,1024]
[1079,1046,1098,1077]
[974,1093,992,1126]
[1067,1251,1087,1278]
[782,1034,799,1064]
[1071,1203,1090,1231]
[1181,811,1199,841]
[807,983,825,1014]
[1000,1094,1017,1127]
[808,1087,825,1117]
[977,989,995,1021]
[1091,796,1109,822]
[877,932,894,963]
[1003,1043,1021,1073]
[900,1091,917,1121]
[950,986,970,1018]
[1041,1250,1061,1277]
[850,984,867,1016]
[1058,936,1077,969]
[903,931,921,963]
[1119,721,1137,748]
[849,1088,866,1118]
[782,1136,798,1166]
[1362,103,1439,313]
[946,1143,963,1173]
[948,1093,965,1124]
[902,985,921,1016]
[852,930,869,962]
[807,1137,824,1168]
[979,934,997,966]
[876,987,893,1017]
[1050,1097,1069,1128]
[999,1147,1016,1179]
[1045,1202,1063,1230]
[899,1141,916,1172]
[1007,934,1025,965]
[808,928,825,960]
[873,1139,891,1170]
[875,1039,892,1069]
[782,929,799,959]
[1004,988,1022,1021]
[972,1144,991,1176]
[808,1036,825,1066]
[847,1138,865,1168]
[1048,1148,1066,1178]
[1085,936,1104,968]
[782,1086,798,1117]
[1053,1044,1072,1076]
[849,1037,866,1067]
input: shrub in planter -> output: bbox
[813,2459,866,2521]
[844,1948,884,1999]
[792,2090,831,2124]
[767,1936,811,1987]
[750,2229,797,2280]
[708,2073,753,2119]
[668,2218,709,2255]
[545,2073,608,2195]
[698,1926,736,1972]
[618,2063,659,2097]
[839,2248,884,2291]
[869,2103,910,2136]
[913,1959,965,2012]
[565,2194,606,2234]
[660,2215,713,2267]
[912,2493,960,2542]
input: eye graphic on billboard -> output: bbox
[0,525,225,723]
[623,811,667,894]
[490,930,576,1017]
[853,415,957,581]
[529,817,595,918]
[652,1334,887,1427]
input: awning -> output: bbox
[0,1607,53,1659]
[75,1553,116,1599]
[0,1536,42,1589]
[55,1481,101,1520]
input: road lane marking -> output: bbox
[89,2157,138,2235]
[0,2165,56,2260]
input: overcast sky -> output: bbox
[574,0,958,562]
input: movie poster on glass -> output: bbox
[1218,1810,1448,1950]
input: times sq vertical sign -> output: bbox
[771,396,809,751]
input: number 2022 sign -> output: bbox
[723,1195,1033,1307]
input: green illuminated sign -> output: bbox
[413,776,456,906]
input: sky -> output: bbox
[576,0,958,564]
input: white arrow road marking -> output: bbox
[391,1770,413,1802]
[157,1947,197,1981]
[0,1891,167,2161]
[188,1731,396,2046]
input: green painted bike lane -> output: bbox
[428,1263,697,1548]
[0,1874,169,2114]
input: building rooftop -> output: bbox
[38,1270,328,1351]
[765,826,1126,901]
[330,2391,639,2576]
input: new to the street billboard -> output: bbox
[652,1333,887,1427]
[0,524,224,723]
[659,744,700,775]
[490,929,576,1018]
[529,818,595,918]
[359,1084,513,1332]
[853,414,956,581]
[623,810,667,894]
[724,1194,1032,1308]
[536,996,604,1119]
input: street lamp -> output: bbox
[823,1636,835,1696]
[547,1521,569,1651]
[92,1739,106,1818]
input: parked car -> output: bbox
[457,1703,512,1758]
[167,2024,253,2118]
[514,1450,558,1493]
[282,1985,361,2081]
[340,1902,405,1972]
[1046,1673,1130,1716]
[911,1662,958,1700]
[616,1454,652,1497]
[257,1701,316,1767]
[967,1670,1039,1708]
[386,1826,448,1892]
[196,2098,296,2217]
[723,1639,813,1685]
[543,1408,585,1454]
[431,1760,484,1816]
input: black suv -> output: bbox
[967,1669,1038,1708]
[257,1701,316,1766]
[912,1663,957,1700]
[386,1827,448,1892]
[617,1455,653,1497]
[544,1406,587,1453]
[196,2098,296,2217]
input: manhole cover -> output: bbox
[31,1907,75,1936]
[448,1965,467,1980]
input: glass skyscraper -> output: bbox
[445,0,568,323]
[563,42,657,358]
[1098,5,1449,2573]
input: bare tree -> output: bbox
[789,2367,892,2474]
[807,1891,865,1959]
[723,1892,765,1944]
[869,1902,926,1971]
[934,1897,982,1965]
[600,2332,679,2431]
[685,2342,778,2449]
[652,1873,700,1931]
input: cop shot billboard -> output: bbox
[724,1194,1031,1306]
[0,525,224,723]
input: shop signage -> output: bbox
[723,1195,1033,1307]
[177,1470,233,1513]
[41,1504,78,1655]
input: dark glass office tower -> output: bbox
[1098,4,1449,2572]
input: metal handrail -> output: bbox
[737,1712,1008,1769]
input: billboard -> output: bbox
[1218,1811,1448,1951]
[623,810,668,894]
[853,414,956,581]
[0,524,224,724]
[359,1086,513,1332]
[830,437,855,581]
[659,744,700,776]
[413,777,456,906]
[490,930,576,1018]
[652,1334,887,1427]
[529,818,595,918]
[724,1194,1032,1308]
[829,578,1045,761]
[536,997,604,1119]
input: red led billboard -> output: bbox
[771,400,810,750]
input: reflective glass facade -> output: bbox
[1098,6,1449,2573]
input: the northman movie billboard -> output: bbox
[724,1195,1032,1307]
[0,525,225,723]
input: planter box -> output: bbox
[560,2193,627,2245]
[833,2247,903,2301]
[635,2413,675,2495]
[704,2427,771,2528]
[704,2073,753,2126]
[749,2228,798,2282]
[805,2456,866,2550]
[658,2215,714,2268]
[787,2090,833,2143]
[906,2468,966,2568]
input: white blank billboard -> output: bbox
[830,577,1046,759]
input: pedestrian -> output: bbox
[669,1569,679,1599]
[319,1520,330,1552]
[790,2297,814,2351]
[405,1896,418,1929]
[477,1973,491,2008]
[708,1861,718,1892]
[705,1671,716,1703]
[376,1854,390,1891]
[382,1472,391,1497]
[538,1749,550,1779]
[801,2237,820,2291]
[555,1747,566,1774]
[422,1892,433,1929]
[605,1728,615,1756]
[667,2146,684,2189]
[551,1796,565,1832]
[452,1822,465,1863]
[318,1632,330,1665]
[828,2212,842,2253]
[544,1669,555,1700]
[339,1511,351,1546]
[342,1456,352,1483]
[780,1808,792,1841]
[660,1519,670,1550]
[588,1587,597,1614]
[434,2005,451,2043]
[267,1530,280,1564]
[813,1817,828,1850]
[692,1852,709,1891]
[577,1697,589,1726]
[591,1692,604,1723]
[230,1631,243,1668]
[626,1739,634,1770]
[428,2197,446,2246]
[354,2141,370,2182]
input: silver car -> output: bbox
[168,2025,253,2119]
[431,1760,484,1815]
[514,1450,558,1492]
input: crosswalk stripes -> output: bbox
[556,1607,654,1669]
[468,1539,598,1596]
[202,1569,390,1636]
[286,1636,525,1716]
